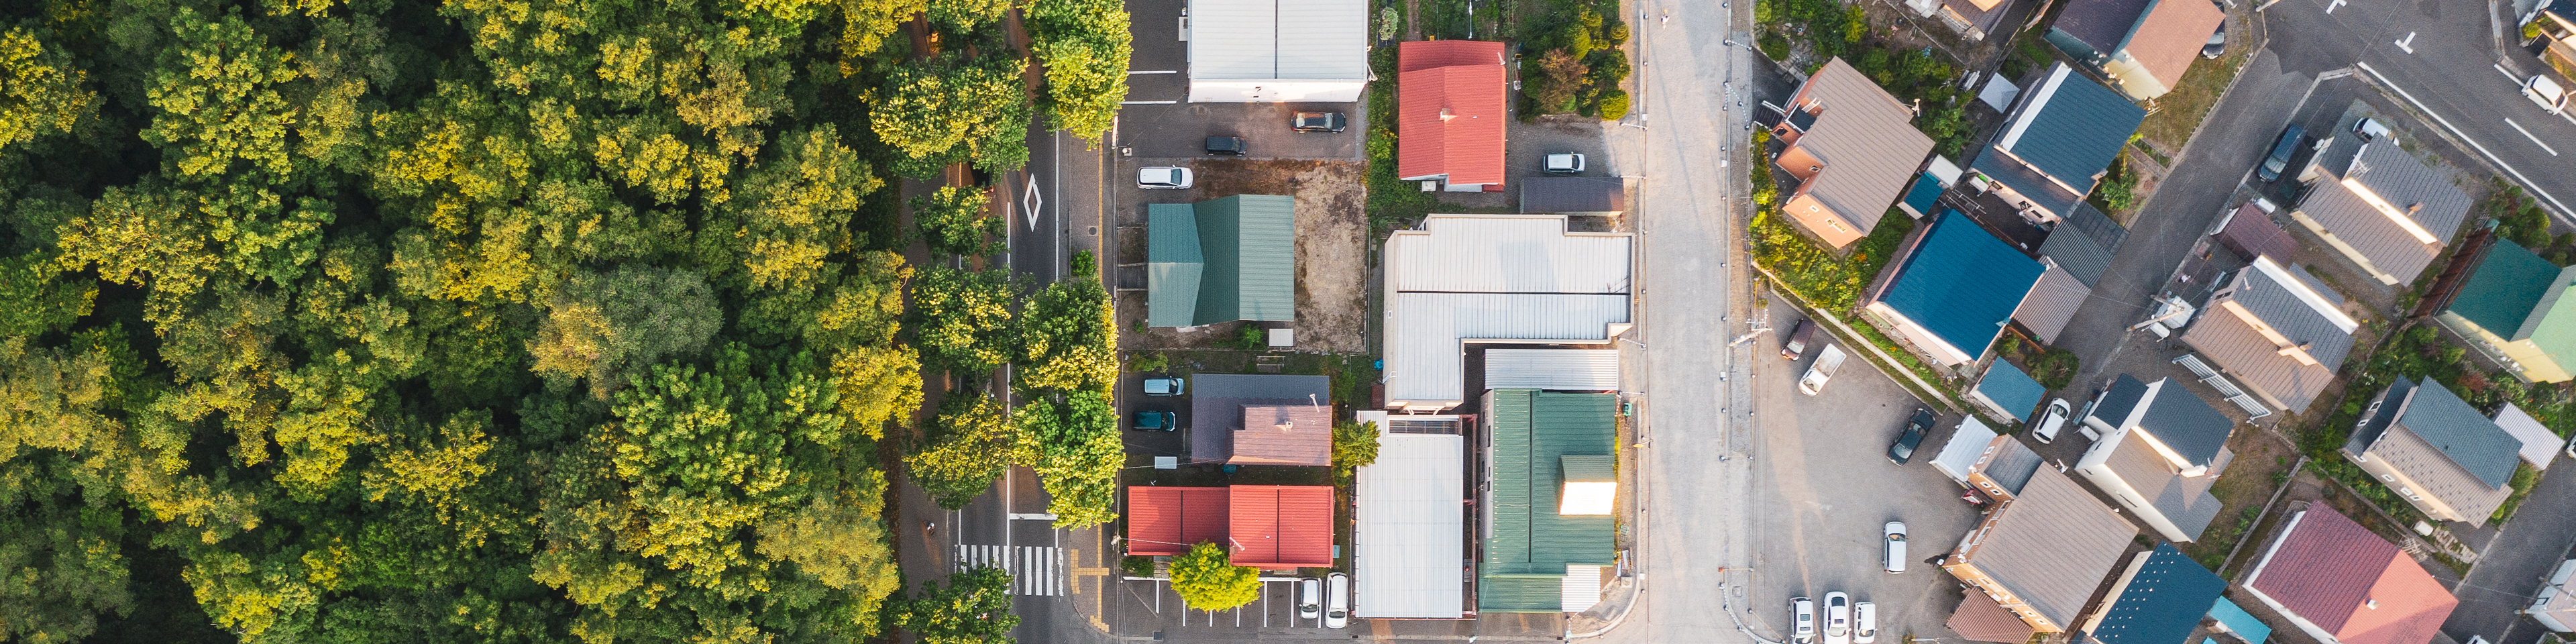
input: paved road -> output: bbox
[1591,0,1761,641]
[2264,0,2576,221]
[2445,453,2576,644]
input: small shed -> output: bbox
[2212,203,2300,264]
[1932,417,2002,485]
[2495,402,2563,470]
[1898,172,1947,219]
[1972,362,2047,423]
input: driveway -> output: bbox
[2444,452,2576,644]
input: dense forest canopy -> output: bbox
[0,0,1129,637]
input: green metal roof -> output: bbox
[1476,576,1565,613]
[1147,205,1206,327]
[1561,455,1616,482]
[2449,240,2558,337]
[2530,280,2576,376]
[1481,389,1615,612]
[1145,196,1297,326]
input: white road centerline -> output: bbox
[2507,118,2560,156]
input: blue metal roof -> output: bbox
[2088,544,2226,644]
[1900,172,1945,219]
[2002,64,2147,195]
[1878,211,2046,360]
[1978,361,2048,422]
[2207,597,2271,644]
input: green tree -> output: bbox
[1168,541,1260,610]
[1016,267,1118,392]
[908,393,1016,509]
[911,266,1018,376]
[0,27,96,150]
[896,567,1021,644]
[527,266,723,396]
[915,185,1002,258]
[1015,390,1121,527]
[1333,420,1382,486]
[145,9,303,180]
[873,54,1034,176]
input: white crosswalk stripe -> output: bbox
[952,545,1065,596]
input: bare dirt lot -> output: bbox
[1116,160,1371,353]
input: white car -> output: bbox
[1138,166,1195,189]
[1297,578,1321,621]
[1854,602,1879,644]
[1790,596,1817,643]
[1823,592,1852,644]
[1882,521,1909,574]
[2526,75,2569,115]
[2032,398,2071,444]
[1545,152,1587,174]
[1325,572,1349,629]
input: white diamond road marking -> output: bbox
[953,545,1065,596]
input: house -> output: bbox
[2529,556,2576,632]
[1484,349,1621,392]
[2341,376,2522,526]
[2044,0,2226,100]
[2435,239,2576,382]
[1966,430,2046,502]
[1397,41,1509,191]
[1480,389,1617,613]
[1148,195,1297,327]
[1942,467,2139,633]
[1383,215,1632,411]
[2179,256,2360,413]
[2291,138,2472,285]
[1185,0,1368,101]
[1971,63,2147,225]
[2076,544,2229,644]
[1188,374,1333,465]
[1864,211,2047,366]
[2015,262,2090,345]
[1769,58,1938,249]
[2037,203,2131,288]
[1124,485,1335,569]
[2072,374,2237,542]
[2210,203,2301,264]
[1352,411,1468,618]
[2525,0,2576,83]
[2241,506,2457,644]
[1519,176,1631,215]
[1970,360,2047,423]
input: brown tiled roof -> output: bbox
[1779,58,1936,239]
[1396,41,1508,185]
[2122,0,2226,89]
[1951,590,2041,643]
[1229,405,1333,466]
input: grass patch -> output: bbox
[2137,13,2250,151]
[2492,463,2544,524]
[1748,208,1913,311]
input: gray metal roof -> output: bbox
[1958,467,2139,627]
[2038,203,2127,286]
[1974,146,2087,220]
[2102,428,2231,540]
[2135,382,2235,469]
[2298,142,2471,284]
[2048,0,2155,56]
[1781,58,1937,236]
[2227,261,2358,371]
[2015,264,2090,344]
[2087,374,2151,431]
[2180,260,2357,413]
[1519,176,1631,214]
[1483,349,1621,391]
[2395,377,2522,488]
[1975,437,2045,496]
[1189,374,1334,463]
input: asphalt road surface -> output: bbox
[2443,452,2576,644]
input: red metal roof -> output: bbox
[1126,486,1229,556]
[1226,485,1336,568]
[2250,508,2457,644]
[1396,41,1509,186]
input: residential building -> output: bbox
[1383,215,1632,411]
[2210,203,2301,264]
[1185,0,1368,101]
[2015,262,2090,344]
[1971,63,2148,225]
[1352,411,1468,619]
[2072,374,2237,542]
[1864,211,2046,366]
[1519,176,1631,215]
[2527,0,2576,83]
[2341,376,2522,525]
[1479,389,1617,613]
[1970,361,2047,424]
[2037,203,2130,288]
[2241,507,2457,644]
[1943,467,2138,633]
[2530,556,2576,632]
[1148,195,1297,327]
[2180,256,2360,413]
[2291,138,2472,285]
[1124,484,1334,569]
[1396,41,1509,191]
[1188,374,1333,465]
[2044,0,2226,100]
[1966,430,2045,502]
[2077,544,2229,644]
[1769,58,1937,249]
[2435,239,2576,382]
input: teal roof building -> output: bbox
[2436,239,2576,383]
[1479,389,1618,613]
[1148,195,1297,327]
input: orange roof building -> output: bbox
[1396,41,1509,189]
[1124,484,1336,570]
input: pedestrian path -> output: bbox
[953,544,1066,596]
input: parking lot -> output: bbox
[1117,0,1365,161]
[1742,299,1990,643]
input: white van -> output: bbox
[1790,596,1817,643]
[2526,75,2569,115]
[1854,602,1879,644]
[1325,573,1349,629]
[1297,578,1322,621]
[1882,522,1909,574]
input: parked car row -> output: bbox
[1133,112,1348,189]
[1788,592,1880,644]
[1295,573,1350,629]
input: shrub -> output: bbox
[1597,89,1631,121]
[1120,555,1155,578]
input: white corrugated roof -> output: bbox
[1559,482,1616,515]
[1931,417,2000,484]
[1384,293,1630,406]
[1388,215,1633,294]
[1485,349,1621,391]
[1561,564,1603,613]
[1353,429,1466,619]
[1186,0,1367,80]
[2493,402,2561,470]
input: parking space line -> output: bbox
[2507,118,2559,156]
[1120,100,1178,105]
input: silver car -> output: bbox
[1138,166,1194,189]
[1790,596,1817,643]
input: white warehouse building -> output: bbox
[1187,0,1371,102]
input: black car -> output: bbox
[1133,409,1177,431]
[1887,408,1934,464]
[1292,111,1348,133]
[1205,136,1246,156]
[2257,123,2305,183]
